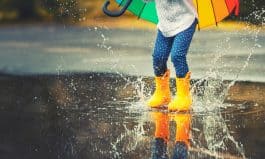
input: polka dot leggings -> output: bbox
[153,19,197,78]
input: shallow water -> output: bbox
[0,73,264,159]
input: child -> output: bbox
[146,0,198,111]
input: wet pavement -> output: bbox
[0,25,265,159]
[0,73,264,159]
[0,26,264,81]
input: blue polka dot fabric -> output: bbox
[152,19,197,78]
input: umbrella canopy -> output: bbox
[103,0,239,29]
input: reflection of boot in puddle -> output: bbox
[171,113,191,159]
[151,111,169,159]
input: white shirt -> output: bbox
[145,0,197,37]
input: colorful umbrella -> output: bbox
[102,0,239,29]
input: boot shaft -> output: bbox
[176,72,191,97]
[155,69,170,90]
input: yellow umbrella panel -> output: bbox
[193,0,239,29]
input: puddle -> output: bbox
[0,73,264,159]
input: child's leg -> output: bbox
[147,30,173,108]
[170,20,197,78]
[168,20,197,111]
[153,30,174,76]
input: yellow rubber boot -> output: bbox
[147,69,171,108]
[168,72,192,111]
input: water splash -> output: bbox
[110,119,149,158]
[103,22,262,157]
[94,27,114,55]
[190,9,264,159]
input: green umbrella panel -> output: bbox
[116,0,158,24]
